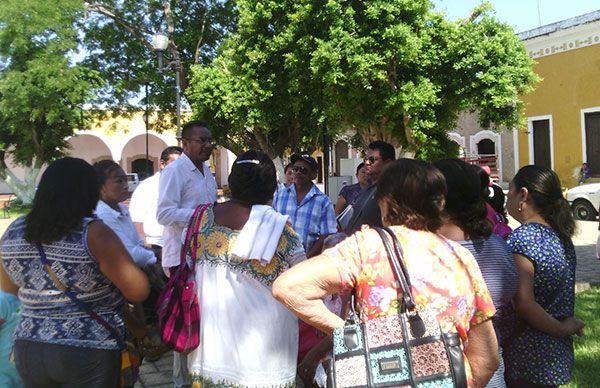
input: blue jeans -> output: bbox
[14,339,120,388]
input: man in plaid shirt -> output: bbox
[273,153,337,258]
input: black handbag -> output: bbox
[328,227,467,387]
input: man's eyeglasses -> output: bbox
[182,137,216,147]
[364,156,380,164]
[291,165,309,175]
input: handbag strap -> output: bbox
[373,227,416,312]
[36,243,125,349]
[180,203,210,272]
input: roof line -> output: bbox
[518,9,600,40]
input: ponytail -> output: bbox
[546,197,576,241]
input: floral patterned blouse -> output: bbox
[322,225,496,385]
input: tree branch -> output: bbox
[252,129,277,159]
[0,150,9,181]
[0,150,24,186]
[194,14,208,64]
[462,2,493,25]
[30,127,44,164]
[387,55,398,92]
[85,2,154,51]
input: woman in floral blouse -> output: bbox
[274,159,499,388]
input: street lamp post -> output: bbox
[144,83,150,178]
[151,31,182,142]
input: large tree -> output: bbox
[188,0,538,160]
[0,0,101,204]
[80,0,237,126]
[187,0,343,158]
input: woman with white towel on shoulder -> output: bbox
[187,150,306,387]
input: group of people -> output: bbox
[0,120,585,388]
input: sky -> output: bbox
[432,0,600,33]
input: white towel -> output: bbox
[231,204,289,264]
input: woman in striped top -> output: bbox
[435,158,518,388]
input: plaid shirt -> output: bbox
[273,184,337,252]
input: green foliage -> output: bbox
[564,287,600,387]
[80,0,237,121]
[0,0,100,167]
[188,0,342,157]
[189,0,538,159]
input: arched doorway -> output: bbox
[131,158,155,180]
[67,134,113,164]
[477,139,495,155]
[121,134,168,180]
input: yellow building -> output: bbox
[0,111,237,193]
[516,11,600,187]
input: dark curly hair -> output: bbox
[368,141,395,161]
[434,159,492,239]
[513,165,575,241]
[228,150,277,205]
[375,159,446,232]
[25,157,100,243]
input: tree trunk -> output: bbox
[273,156,286,185]
[0,164,40,205]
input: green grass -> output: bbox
[562,288,600,387]
[7,205,30,218]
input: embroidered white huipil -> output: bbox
[188,205,306,387]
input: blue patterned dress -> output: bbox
[0,216,125,350]
[505,223,576,386]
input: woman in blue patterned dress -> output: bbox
[0,157,149,387]
[504,165,584,388]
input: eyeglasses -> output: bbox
[364,156,381,164]
[182,137,216,146]
[291,165,309,175]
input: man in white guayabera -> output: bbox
[157,121,217,388]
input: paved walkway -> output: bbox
[135,352,174,387]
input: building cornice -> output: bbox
[520,15,600,59]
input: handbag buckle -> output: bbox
[343,326,360,350]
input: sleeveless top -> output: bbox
[0,216,125,350]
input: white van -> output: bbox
[126,173,140,194]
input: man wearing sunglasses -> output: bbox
[273,153,337,258]
[344,140,395,235]
[156,120,218,388]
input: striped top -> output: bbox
[459,235,518,344]
[0,216,125,350]
[459,235,518,388]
